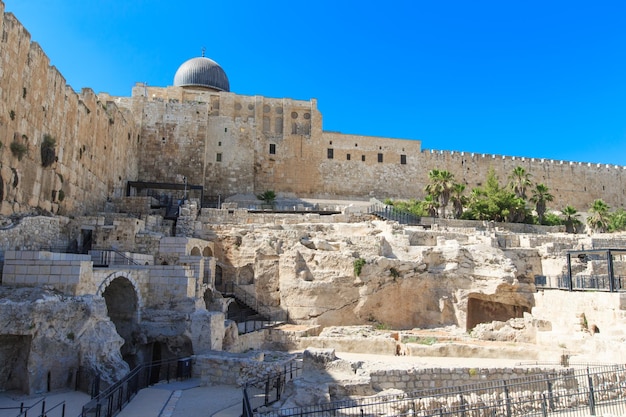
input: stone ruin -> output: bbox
[0,197,625,399]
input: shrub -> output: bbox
[40,134,56,167]
[10,141,27,160]
[353,258,366,276]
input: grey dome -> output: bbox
[173,57,230,92]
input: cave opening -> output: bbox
[102,276,139,367]
[466,296,529,330]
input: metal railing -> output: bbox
[535,274,625,292]
[248,365,626,417]
[2,397,66,417]
[368,203,421,226]
[243,361,303,416]
[220,282,288,333]
[90,250,141,267]
[79,357,192,417]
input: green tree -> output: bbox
[586,199,610,233]
[449,183,467,219]
[508,166,532,200]
[425,169,455,218]
[257,190,276,207]
[530,183,554,225]
[561,205,580,233]
[420,194,439,218]
[465,169,529,222]
[608,208,626,232]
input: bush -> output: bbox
[10,141,27,161]
[353,258,366,276]
[41,134,56,167]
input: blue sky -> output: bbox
[5,1,626,165]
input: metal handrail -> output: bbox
[368,203,421,225]
[80,356,192,417]
[221,282,288,323]
[90,250,141,267]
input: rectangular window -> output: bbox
[269,144,276,154]
[224,128,228,132]
[218,141,222,146]
[216,153,222,162]
[327,148,334,159]
[346,153,351,161]
[400,154,406,165]
[361,155,366,162]
[378,153,383,163]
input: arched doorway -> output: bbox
[102,276,140,366]
[203,247,212,257]
[191,247,201,256]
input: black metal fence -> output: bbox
[79,357,192,417]
[247,365,626,417]
[535,274,625,292]
[243,361,303,417]
[368,204,421,226]
[1,397,67,417]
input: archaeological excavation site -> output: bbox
[0,2,626,416]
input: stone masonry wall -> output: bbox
[0,3,139,216]
[369,367,572,392]
[3,0,626,218]
[2,250,92,294]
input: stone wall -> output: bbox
[2,0,626,218]
[115,83,626,213]
[193,350,296,386]
[0,3,139,216]
[369,366,572,391]
[0,215,70,260]
[2,250,92,294]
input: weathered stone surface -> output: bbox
[0,287,128,394]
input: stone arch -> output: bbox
[190,246,201,256]
[203,246,212,257]
[97,272,143,364]
[96,271,144,315]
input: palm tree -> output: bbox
[426,169,455,218]
[449,183,467,219]
[530,183,554,224]
[586,199,610,233]
[561,205,580,233]
[508,166,532,200]
[420,194,439,218]
[257,190,276,207]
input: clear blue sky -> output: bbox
[5,1,626,165]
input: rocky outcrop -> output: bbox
[213,221,541,330]
[0,286,128,394]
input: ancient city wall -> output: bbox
[2,0,626,217]
[0,3,139,216]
